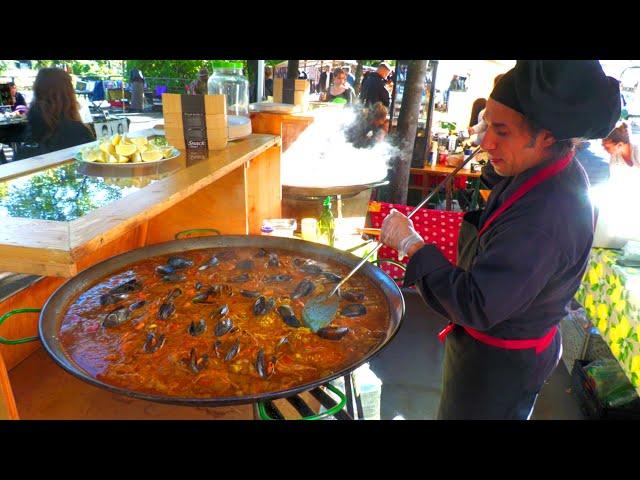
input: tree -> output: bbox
[388,60,429,205]
[286,60,299,80]
[354,60,364,96]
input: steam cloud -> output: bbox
[282,107,397,187]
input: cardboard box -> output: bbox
[205,114,227,130]
[204,95,226,115]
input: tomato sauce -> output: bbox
[59,247,391,399]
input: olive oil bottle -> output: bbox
[317,196,335,247]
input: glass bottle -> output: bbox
[317,196,335,247]
[207,61,249,118]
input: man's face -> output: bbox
[481,98,552,177]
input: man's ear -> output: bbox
[539,130,556,149]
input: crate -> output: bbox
[571,360,640,420]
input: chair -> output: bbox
[367,201,465,283]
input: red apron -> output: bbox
[437,152,574,354]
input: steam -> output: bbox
[282,107,397,187]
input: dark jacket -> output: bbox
[359,72,390,108]
[11,92,27,111]
[23,103,95,156]
[405,156,594,340]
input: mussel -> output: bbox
[155,264,175,275]
[224,339,241,362]
[99,292,129,306]
[188,319,207,337]
[253,296,275,316]
[291,279,315,299]
[235,259,255,270]
[102,306,131,328]
[214,317,234,337]
[229,273,250,283]
[143,332,166,353]
[255,348,268,379]
[240,289,261,298]
[338,290,365,302]
[198,255,219,271]
[158,302,176,320]
[277,305,301,328]
[210,303,229,320]
[162,273,186,283]
[188,348,209,373]
[321,271,343,283]
[168,256,194,269]
[267,253,280,268]
[341,304,367,317]
[317,326,350,340]
[264,274,293,283]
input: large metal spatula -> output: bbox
[301,146,483,332]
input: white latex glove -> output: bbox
[380,209,424,260]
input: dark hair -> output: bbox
[469,98,487,127]
[333,67,346,78]
[31,67,84,135]
[604,122,629,144]
[7,82,16,88]
[493,74,505,88]
[523,117,579,159]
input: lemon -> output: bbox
[132,152,142,163]
[99,142,115,155]
[136,144,148,154]
[142,150,164,162]
[115,144,138,156]
[117,155,131,163]
[162,147,175,159]
[107,154,118,164]
[111,134,122,146]
[130,137,148,146]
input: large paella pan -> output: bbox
[38,235,404,407]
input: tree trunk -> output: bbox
[389,60,428,205]
[354,60,364,96]
[286,60,299,80]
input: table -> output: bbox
[409,164,482,210]
[0,117,28,162]
[575,248,640,396]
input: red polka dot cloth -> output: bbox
[369,202,464,282]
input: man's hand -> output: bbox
[380,209,425,260]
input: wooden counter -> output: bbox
[0,131,281,278]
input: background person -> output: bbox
[18,67,95,159]
[359,62,391,109]
[325,67,356,104]
[379,60,620,420]
[192,67,209,95]
[601,122,640,169]
[6,82,27,112]
[129,67,145,111]
[264,65,274,99]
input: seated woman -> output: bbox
[6,82,27,112]
[325,67,356,104]
[18,68,95,159]
[601,122,640,169]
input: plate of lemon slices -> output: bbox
[75,134,179,165]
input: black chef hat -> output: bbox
[490,60,621,140]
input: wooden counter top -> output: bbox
[0,131,280,277]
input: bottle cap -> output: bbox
[261,224,274,233]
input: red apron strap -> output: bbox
[437,322,558,355]
[478,152,573,238]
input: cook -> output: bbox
[380,60,620,419]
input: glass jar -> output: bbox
[207,61,249,117]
